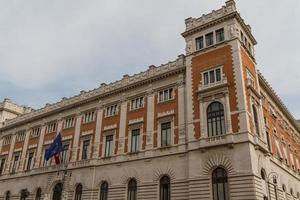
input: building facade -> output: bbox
[0,1,299,200]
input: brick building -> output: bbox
[0,1,299,200]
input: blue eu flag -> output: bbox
[45,133,63,161]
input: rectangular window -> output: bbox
[61,144,69,163]
[131,129,140,153]
[159,88,174,102]
[105,135,114,157]
[196,36,204,50]
[205,32,214,46]
[83,111,96,123]
[105,105,118,117]
[46,122,57,133]
[266,132,271,152]
[11,154,20,174]
[161,122,171,147]
[0,158,5,175]
[26,152,34,171]
[131,97,144,110]
[3,135,12,146]
[203,67,222,86]
[216,28,225,43]
[82,140,90,160]
[30,127,41,138]
[16,131,26,142]
[63,117,75,129]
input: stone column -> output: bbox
[19,129,31,171]
[71,113,82,162]
[92,106,104,158]
[4,134,16,173]
[34,125,46,168]
[146,89,155,150]
[117,99,128,154]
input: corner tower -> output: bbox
[182,1,269,199]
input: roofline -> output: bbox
[258,72,300,133]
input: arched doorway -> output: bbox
[52,183,63,200]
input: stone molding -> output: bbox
[1,55,185,131]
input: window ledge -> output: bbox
[198,79,228,94]
[157,98,175,105]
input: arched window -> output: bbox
[207,102,225,137]
[290,188,294,196]
[20,189,29,200]
[160,176,170,200]
[35,188,42,200]
[252,105,260,136]
[260,169,268,200]
[212,167,229,200]
[5,191,11,200]
[127,179,137,200]
[53,183,63,200]
[74,184,82,200]
[100,181,108,200]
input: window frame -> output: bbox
[105,105,118,117]
[205,32,214,47]
[161,122,172,148]
[196,36,204,50]
[216,28,225,43]
[104,135,114,157]
[130,129,140,153]
[158,88,174,103]
[100,181,108,200]
[83,111,96,124]
[127,179,137,200]
[212,167,229,200]
[81,139,90,160]
[202,67,223,87]
[74,184,83,200]
[159,176,171,200]
[130,97,144,111]
[207,102,226,137]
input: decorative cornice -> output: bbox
[258,72,300,134]
[0,55,185,131]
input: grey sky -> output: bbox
[0,0,299,118]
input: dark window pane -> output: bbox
[207,102,225,137]
[196,36,204,50]
[206,32,214,46]
[216,68,221,82]
[216,28,225,43]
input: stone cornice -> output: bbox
[258,72,300,134]
[0,55,185,131]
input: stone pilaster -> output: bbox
[19,129,31,171]
[92,106,104,158]
[146,89,155,149]
[71,114,82,162]
[177,77,186,146]
[4,134,16,173]
[34,125,46,168]
[117,99,128,154]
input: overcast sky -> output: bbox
[0,0,299,118]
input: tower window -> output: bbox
[207,102,226,137]
[216,28,225,43]
[196,36,204,50]
[205,32,214,46]
[203,67,222,86]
